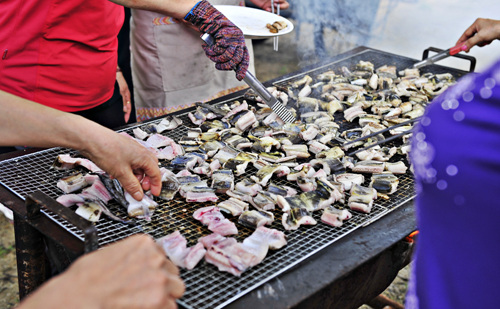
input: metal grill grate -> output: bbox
[0,113,415,309]
[0,47,459,309]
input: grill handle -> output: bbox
[422,47,476,72]
[25,191,98,253]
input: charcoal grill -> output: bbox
[0,46,474,308]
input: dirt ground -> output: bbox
[0,18,410,309]
[0,212,19,308]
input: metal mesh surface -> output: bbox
[0,47,467,309]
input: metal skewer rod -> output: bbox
[342,117,420,147]
[346,130,413,156]
[271,0,277,51]
[275,4,280,51]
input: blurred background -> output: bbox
[251,0,500,81]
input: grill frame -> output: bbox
[0,46,470,308]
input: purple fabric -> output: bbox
[407,60,500,308]
[184,0,249,81]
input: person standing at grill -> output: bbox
[455,18,500,52]
[0,89,185,308]
[0,0,249,127]
[405,18,500,309]
[130,0,289,121]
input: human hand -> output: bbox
[184,0,249,81]
[18,235,184,309]
[456,18,500,52]
[116,70,132,123]
[249,0,289,12]
[81,130,161,200]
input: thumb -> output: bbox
[120,173,145,201]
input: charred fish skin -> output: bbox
[97,173,129,208]
[238,210,274,229]
[159,174,181,201]
[56,172,88,194]
[211,169,235,194]
[369,172,399,194]
[348,184,377,214]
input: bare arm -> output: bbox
[0,90,161,200]
[17,235,185,309]
[108,0,199,19]
[456,18,500,52]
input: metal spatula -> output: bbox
[201,33,296,123]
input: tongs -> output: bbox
[413,44,466,69]
[201,33,296,123]
[271,0,280,51]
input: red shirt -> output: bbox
[0,0,124,112]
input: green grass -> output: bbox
[0,245,14,257]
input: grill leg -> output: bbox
[13,213,50,300]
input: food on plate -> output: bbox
[266,20,288,33]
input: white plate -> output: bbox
[215,5,294,39]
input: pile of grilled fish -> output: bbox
[52,60,456,275]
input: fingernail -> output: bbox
[133,192,143,201]
[461,44,468,51]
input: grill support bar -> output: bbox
[12,191,99,299]
[14,212,50,299]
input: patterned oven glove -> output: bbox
[184,0,249,81]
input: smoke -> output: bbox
[288,0,385,67]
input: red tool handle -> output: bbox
[449,44,466,55]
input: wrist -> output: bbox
[184,0,202,20]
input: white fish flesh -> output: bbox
[211,169,234,194]
[159,168,181,201]
[56,193,91,207]
[217,198,249,216]
[316,146,345,160]
[348,184,377,214]
[369,172,399,194]
[133,127,149,140]
[75,201,101,222]
[201,226,287,276]
[145,134,175,149]
[321,206,352,227]
[56,173,88,194]
[52,154,103,173]
[238,210,274,229]
[281,144,310,159]
[124,191,158,220]
[235,110,257,132]
[249,191,276,211]
[204,237,259,276]
[296,176,316,192]
[193,206,238,236]
[335,173,364,191]
[234,178,262,196]
[309,157,346,175]
[155,116,183,133]
[241,226,287,263]
[351,160,385,174]
[185,187,219,203]
[385,161,408,174]
[250,164,290,187]
[157,230,206,270]
[287,164,315,181]
[222,100,248,120]
[344,105,366,122]
[81,178,113,204]
[282,207,317,230]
